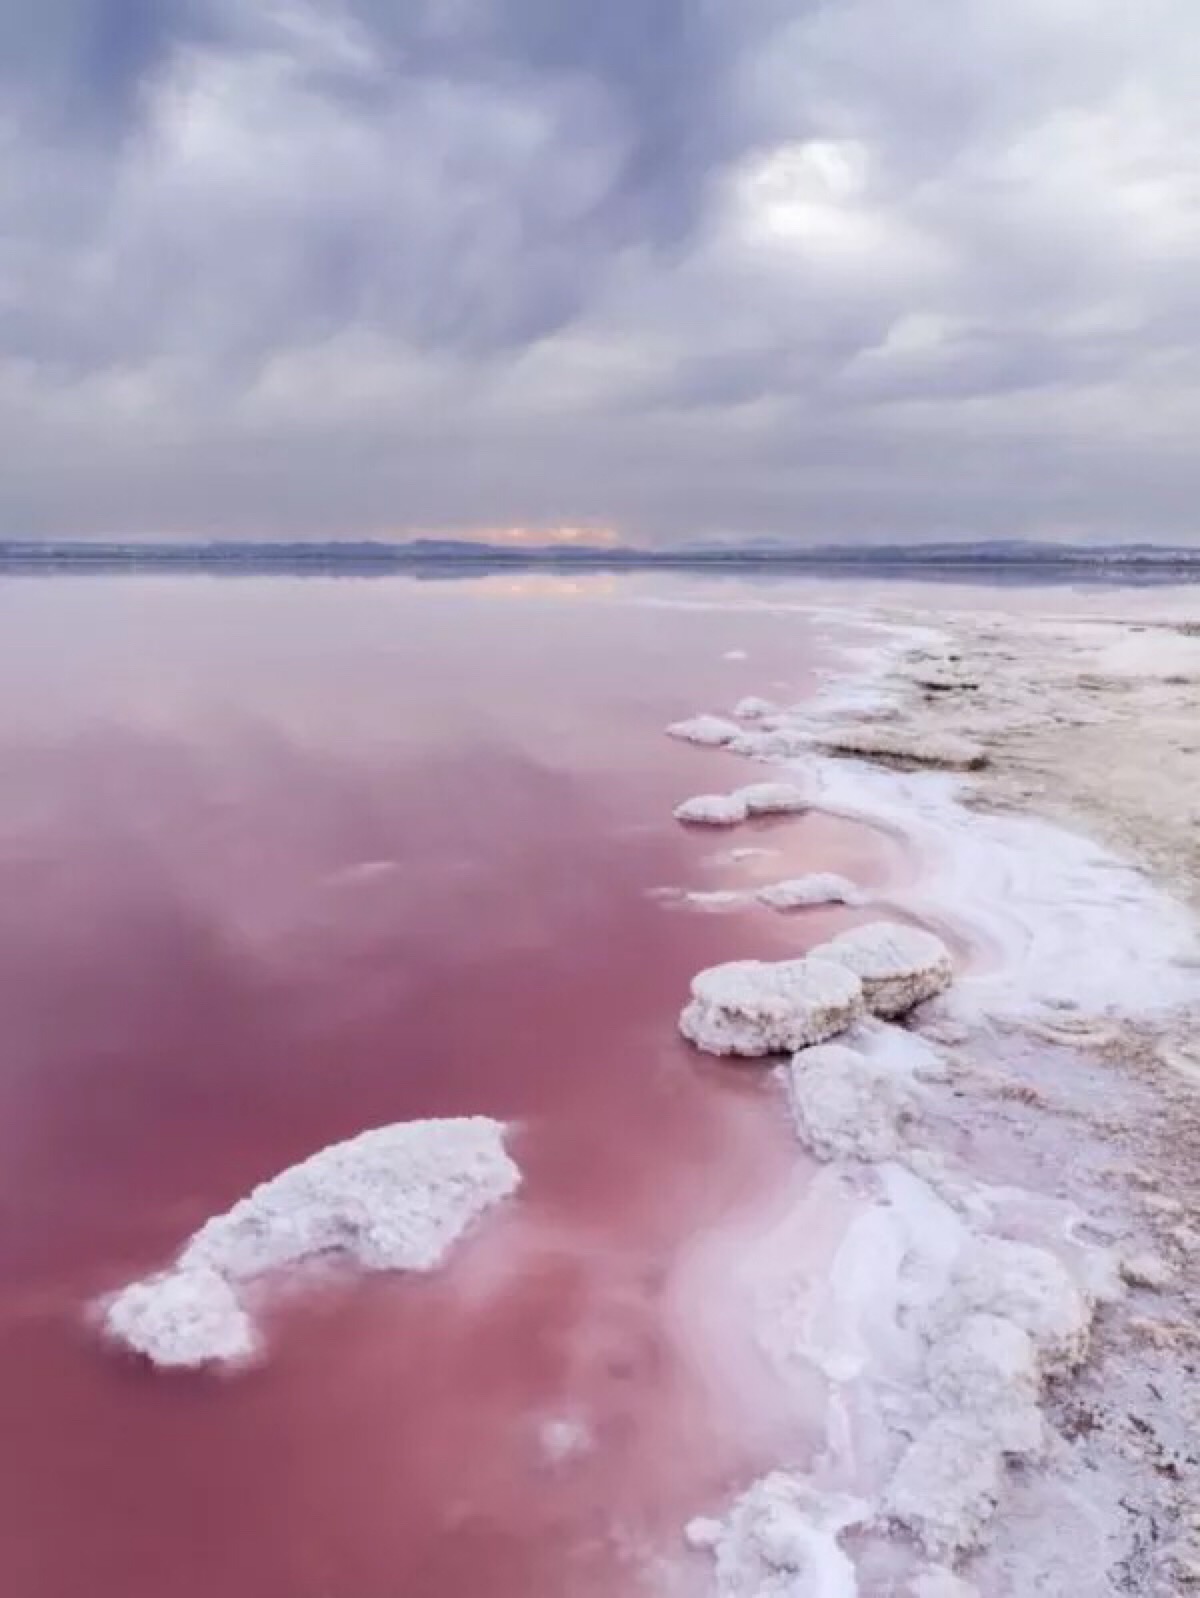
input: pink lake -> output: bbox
[0,572,906,1598]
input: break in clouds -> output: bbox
[2,0,1200,545]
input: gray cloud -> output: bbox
[1,0,1199,543]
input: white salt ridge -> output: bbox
[813,922,954,1018]
[99,1117,520,1369]
[680,957,864,1057]
[686,1473,868,1598]
[667,714,743,747]
[757,874,863,911]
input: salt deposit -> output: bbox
[925,1314,1043,1453]
[784,1041,916,1161]
[101,1263,257,1370]
[680,957,863,1057]
[673,783,806,827]
[99,1117,520,1369]
[674,792,750,826]
[885,1413,1006,1556]
[756,874,862,911]
[937,1236,1091,1375]
[667,714,743,747]
[686,1472,867,1598]
[818,726,988,771]
[737,781,807,816]
[813,922,953,1018]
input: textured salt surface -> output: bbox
[813,922,954,1019]
[686,1473,867,1598]
[784,1040,916,1161]
[679,957,864,1057]
[756,875,862,911]
[100,1117,520,1368]
[818,726,988,771]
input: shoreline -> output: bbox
[668,594,1200,1596]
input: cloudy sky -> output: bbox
[3,0,1199,546]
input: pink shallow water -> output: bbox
[0,574,903,1598]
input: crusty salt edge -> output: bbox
[675,614,1176,1587]
[97,1117,521,1370]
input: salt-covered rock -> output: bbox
[674,792,750,826]
[785,1042,915,1161]
[925,1313,1043,1453]
[818,726,988,771]
[814,922,953,1018]
[939,1237,1092,1373]
[757,874,862,911]
[736,781,808,816]
[99,1117,520,1369]
[666,714,743,746]
[680,958,863,1057]
[686,1471,867,1598]
[885,1414,1005,1556]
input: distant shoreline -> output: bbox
[3,539,1200,583]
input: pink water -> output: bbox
[0,574,903,1598]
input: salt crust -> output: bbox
[675,792,750,825]
[812,922,954,1018]
[817,726,988,772]
[686,1473,868,1598]
[667,714,744,746]
[680,958,864,1057]
[784,1042,916,1161]
[100,1117,520,1369]
[757,874,862,911]
[674,783,807,827]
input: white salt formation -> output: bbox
[884,1236,1094,1555]
[819,726,988,771]
[885,1414,1006,1557]
[756,874,862,911]
[686,1472,867,1598]
[100,1117,520,1369]
[939,1235,1092,1375]
[680,957,863,1056]
[673,783,806,827]
[785,1041,916,1161]
[103,1263,256,1371]
[814,922,953,1018]
[737,781,807,816]
[674,792,749,826]
[925,1314,1043,1453]
[666,714,743,747]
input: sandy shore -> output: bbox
[670,586,1200,1598]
